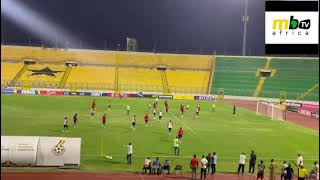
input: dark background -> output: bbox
[1,0,265,55]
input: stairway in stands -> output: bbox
[58,66,73,88]
[114,67,119,93]
[160,70,170,94]
[9,64,28,87]
[297,82,319,100]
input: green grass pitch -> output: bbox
[1,94,319,173]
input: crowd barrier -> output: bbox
[1,136,81,167]
[1,87,216,101]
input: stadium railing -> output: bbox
[1,80,207,94]
[2,79,318,100]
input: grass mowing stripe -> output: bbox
[100,136,104,157]
[81,154,318,160]
[1,95,318,173]
[169,111,196,134]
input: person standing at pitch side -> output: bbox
[249,150,257,175]
[126,142,133,165]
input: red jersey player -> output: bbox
[73,113,78,128]
[102,113,107,128]
[91,99,96,118]
[144,113,149,126]
[177,127,184,143]
[165,100,169,113]
[180,104,184,117]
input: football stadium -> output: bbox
[1,0,319,180]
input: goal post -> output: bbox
[256,100,285,121]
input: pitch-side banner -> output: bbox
[1,136,39,166]
[36,137,81,166]
[173,95,194,100]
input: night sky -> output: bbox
[1,0,265,55]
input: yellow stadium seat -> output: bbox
[1,62,24,80]
[66,66,115,90]
[119,68,163,92]
[19,64,66,82]
[166,70,210,94]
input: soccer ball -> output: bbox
[109,156,112,159]
[52,144,65,156]
[105,155,110,159]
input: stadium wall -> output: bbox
[1,136,81,167]
[1,87,318,105]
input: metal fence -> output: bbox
[2,80,318,101]
[211,88,319,102]
[1,80,207,94]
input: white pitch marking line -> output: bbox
[81,154,318,160]
[169,112,197,134]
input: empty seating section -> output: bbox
[1,46,33,61]
[212,57,266,96]
[261,58,319,101]
[1,45,212,69]
[166,70,210,94]
[1,62,23,80]
[119,68,162,92]
[3,45,318,101]
[66,66,115,90]
[19,64,66,82]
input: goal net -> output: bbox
[256,100,285,120]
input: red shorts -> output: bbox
[257,172,264,178]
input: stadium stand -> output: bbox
[211,57,266,96]
[1,45,213,69]
[260,58,319,101]
[166,70,210,94]
[118,68,163,92]
[1,62,24,80]
[19,64,66,82]
[65,66,115,90]
[2,46,318,101]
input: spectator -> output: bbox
[297,154,304,166]
[293,161,308,180]
[200,155,208,179]
[249,150,257,175]
[126,142,133,165]
[298,165,308,180]
[297,153,303,176]
[281,160,288,180]
[142,157,152,174]
[238,152,246,174]
[163,160,170,175]
[269,159,277,180]
[310,161,319,179]
[190,154,199,180]
[152,157,162,175]
[256,160,265,180]
[206,153,211,175]
[284,163,294,180]
[211,152,217,174]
